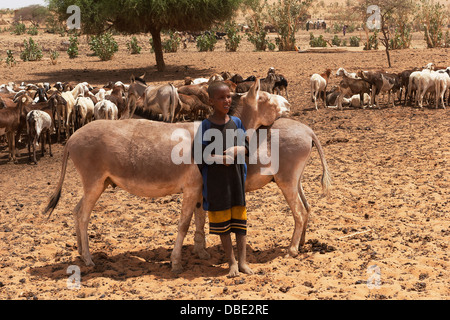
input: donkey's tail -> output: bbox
[42,143,70,218]
[311,131,332,196]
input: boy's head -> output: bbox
[208,81,232,114]
[207,81,230,99]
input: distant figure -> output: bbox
[343,25,347,36]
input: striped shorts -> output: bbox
[208,206,247,235]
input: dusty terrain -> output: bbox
[0,30,449,301]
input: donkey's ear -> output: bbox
[245,78,260,106]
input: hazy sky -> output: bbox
[1,0,47,10]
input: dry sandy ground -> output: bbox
[0,31,449,301]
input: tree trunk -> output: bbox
[150,28,165,72]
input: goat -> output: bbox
[417,69,438,108]
[359,70,401,108]
[74,96,95,131]
[0,95,32,163]
[94,100,118,120]
[310,69,331,109]
[267,67,289,99]
[336,67,360,79]
[434,68,450,109]
[33,87,49,103]
[176,93,212,121]
[47,92,67,143]
[336,74,371,110]
[105,83,126,118]
[236,73,277,94]
[26,110,53,164]
[125,74,147,119]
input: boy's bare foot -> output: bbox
[228,263,240,277]
[239,263,254,275]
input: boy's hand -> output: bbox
[223,146,246,166]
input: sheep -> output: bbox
[26,110,53,164]
[310,68,331,109]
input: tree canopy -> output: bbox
[48,0,242,71]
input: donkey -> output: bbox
[43,80,329,274]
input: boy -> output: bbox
[194,81,253,277]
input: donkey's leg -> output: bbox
[171,188,199,274]
[298,181,311,246]
[75,180,107,266]
[193,198,210,260]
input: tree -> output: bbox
[267,0,312,51]
[416,0,448,48]
[48,0,242,71]
[355,0,413,67]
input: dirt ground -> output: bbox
[0,31,449,301]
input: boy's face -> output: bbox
[209,86,231,116]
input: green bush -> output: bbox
[196,32,217,52]
[6,50,16,67]
[27,25,38,35]
[349,36,360,47]
[67,35,79,58]
[332,35,341,46]
[309,33,327,47]
[363,30,379,50]
[89,33,118,61]
[126,36,141,54]
[20,37,43,61]
[162,31,181,53]
[224,21,242,52]
[49,49,59,64]
[11,23,26,35]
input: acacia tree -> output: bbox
[267,0,312,51]
[355,0,412,67]
[48,0,242,71]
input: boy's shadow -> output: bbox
[28,244,285,281]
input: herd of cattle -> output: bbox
[1,61,448,165]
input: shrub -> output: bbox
[20,37,43,61]
[363,30,379,50]
[6,50,16,67]
[11,23,26,35]
[162,31,181,53]
[126,36,141,54]
[224,21,242,52]
[332,35,341,46]
[27,25,38,35]
[49,49,59,65]
[349,36,360,47]
[309,33,327,47]
[67,35,79,58]
[89,33,118,61]
[196,32,217,52]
